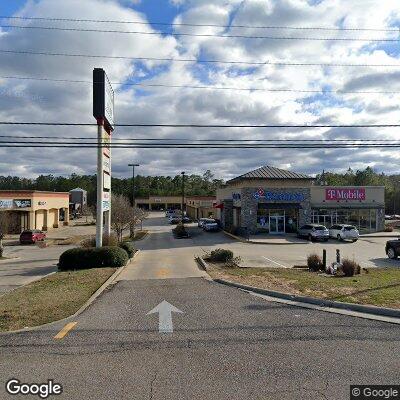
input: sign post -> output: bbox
[93,68,114,247]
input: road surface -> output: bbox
[0,213,399,399]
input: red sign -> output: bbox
[326,188,365,201]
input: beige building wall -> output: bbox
[310,186,385,207]
[0,191,69,232]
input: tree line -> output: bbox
[0,167,398,213]
[0,170,223,206]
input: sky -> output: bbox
[0,0,399,180]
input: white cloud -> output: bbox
[0,0,399,179]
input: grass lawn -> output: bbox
[209,265,400,309]
[0,267,116,332]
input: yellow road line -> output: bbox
[54,322,77,340]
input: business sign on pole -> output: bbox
[93,68,114,130]
[103,158,110,174]
[103,172,111,190]
[325,188,366,201]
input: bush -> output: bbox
[209,248,234,263]
[384,226,394,232]
[173,223,188,238]
[81,234,118,248]
[119,241,136,258]
[59,246,129,271]
[341,258,361,277]
[307,253,324,272]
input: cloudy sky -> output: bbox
[0,0,399,180]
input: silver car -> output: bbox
[329,224,359,242]
[298,224,329,242]
[198,218,210,228]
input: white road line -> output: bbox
[261,256,289,268]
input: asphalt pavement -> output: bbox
[0,213,399,399]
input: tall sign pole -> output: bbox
[93,68,114,247]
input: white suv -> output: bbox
[329,224,359,242]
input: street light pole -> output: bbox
[128,163,139,238]
[181,171,185,224]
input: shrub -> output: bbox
[81,234,118,248]
[307,253,323,272]
[384,226,394,232]
[209,248,234,263]
[119,241,136,258]
[173,223,188,237]
[58,246,129,271]
[341,258,361,277]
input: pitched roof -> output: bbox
[227,165,313,183]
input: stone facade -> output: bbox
[240,187,312,234]
[222,200,234,231]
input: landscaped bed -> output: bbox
[0,267,116,332]
[208,265,400,309]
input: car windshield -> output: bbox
[314,226,325,230]
[344,226,356,231]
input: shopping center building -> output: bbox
[216,166,385,234]
[0,190,70,233]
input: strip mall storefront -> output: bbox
[216,167,385,234]
[0,191,70,233]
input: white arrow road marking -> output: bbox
[147,300,184,333]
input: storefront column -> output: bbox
[53,209,59,228]
[28,211,35,229]
[63,207,69,226]
[42,210,48,231]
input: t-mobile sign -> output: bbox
[326,188,366,201]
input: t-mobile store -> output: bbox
[216,166,385,235]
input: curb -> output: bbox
[360,235,400,239]
[213,277,400,321]
[223,230,307,245]
[0,250,140,335]
[195,256,209,271]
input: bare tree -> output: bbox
[136,208,149,231]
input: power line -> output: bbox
[0,122,399,128]
[1,24,398,41]
[1,49,398,68]
[0,15,398,32]
[2,135,399,142]
[1,75,398,94]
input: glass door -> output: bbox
[269,210,285,234]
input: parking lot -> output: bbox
[188,221,400,270]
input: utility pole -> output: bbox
[128,163,139,238]
[181,171,185,224]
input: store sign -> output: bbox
[0,199,13,209]
[103,172,111,190]
[103,158,110,174]
[326,188,365,201]
[93,68,114,129]
[14,199,31,208]
[38,201,47,206]
[232,193,241,201]
[103,200,110,211]
[253,188,305,202]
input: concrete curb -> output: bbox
[195,256,209,271]
[0,250,140,335]
[213,277,400,320]
[360,234,400,239]
[223,230,307,245]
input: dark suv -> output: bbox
[386,239,400,259]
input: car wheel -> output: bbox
[337,234,342,241]
[352,239,358,243]
[308,234,315,242]
[323,238,328,242]
[387,247,398,260]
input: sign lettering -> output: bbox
[326,188,365,201]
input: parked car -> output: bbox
[329,224,359,242]
[203,219,220,232]
[386,239,400,259]
[198,218,210,228]
[19,229,46,244]
[298,224,329,242]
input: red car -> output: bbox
[19,230,46,244]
